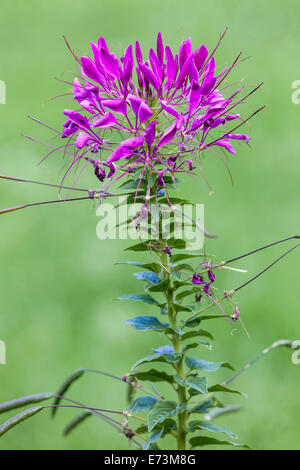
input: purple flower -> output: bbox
[231,305,240,321]
[52,32,257,191]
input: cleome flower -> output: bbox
[57,31,262,193]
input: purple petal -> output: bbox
[227,133,250,143]
[81,56,103,85]
[160,99,179,118]
[63,109,90,131]
[99,48,122,80]
[194,44,208,71]
[156,32,164,64]
[179,38,192,69]
[135,40,143,63]
[122,44,134,86]
[144,121,156,147]
[75,132,90,149]
[138,102,153,123]
[92,112,119,128]
[157,122,177,148]
[139,63,160,91]
[102,99,127,116]
[189,80,201,113]
[127,94,145,115]
[214,139,236,154]
[107,136,144,163]
[165,46,177,86]
[149,48,163,84]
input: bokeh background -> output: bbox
[0,0,299,450]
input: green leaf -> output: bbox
[176,287,201,301]
[131,349,180,370]
[124,316,169,331]
[0,406,44,436]
[148,401,177,432]
[186,376,208,395]
[63,411,92,436]
[185,357,234,372]
[134,272,161,285]
[128,396,158,412]
[129,369,174,384]
[0,393,53,414]
[125,241,158,252]
[148,280,170,292]
[190,436,249,449]
[186,421,237,439]
[52,369,85,417]
[117,261,160,273]
[118,294,159,305]
[208,384,247,397]
[206,404,242,420]
[143,426,164,450]
[190,398,214,415]
[171,253,204,263]
[181,330,214,341]
[184,314,225,328]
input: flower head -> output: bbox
[54,32,260,192]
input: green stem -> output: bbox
[161,251,187,450]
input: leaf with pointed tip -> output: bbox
[185,357,234,372]
[0,406,44,436]
[176,287,201,301]
[171,253,204,263]
[186,376,208,395]
[143,426,164,450]
[128,396,158,412]
[207,404,242,420]
[208,384,247,397]
[124,316,169,331]
[63,411,92,436]
[134,271,161,285]
[52,369,84,417]
[129,369,174,384]
[117,261,161,273]
[118,293,159,305]
[190,436,249,449]
[131,350,180,370]
[0,393,53,414]
[184,314,225,328]
[148,280,170,292]
[147,401,177,432]
[186,421,237,439]
[181,329,214,341]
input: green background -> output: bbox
[0,0,299,450]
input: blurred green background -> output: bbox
[0,0,299,450]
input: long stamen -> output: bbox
[233,243,300,293]
[221,234,300,266]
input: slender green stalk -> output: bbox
[160,251,187,450]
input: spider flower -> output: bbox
[57,32,261,192]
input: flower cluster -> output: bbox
[60,32,256,192]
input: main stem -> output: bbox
[161,251,187,450]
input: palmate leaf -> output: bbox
[189,436,249,449]
[147,400,178,432]
[0,392,53,414]
[63,411,92,436]
[185,357,234,372]
[0,406,44,436]
[124,316,169,331]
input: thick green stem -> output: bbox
[161,251,187,450]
